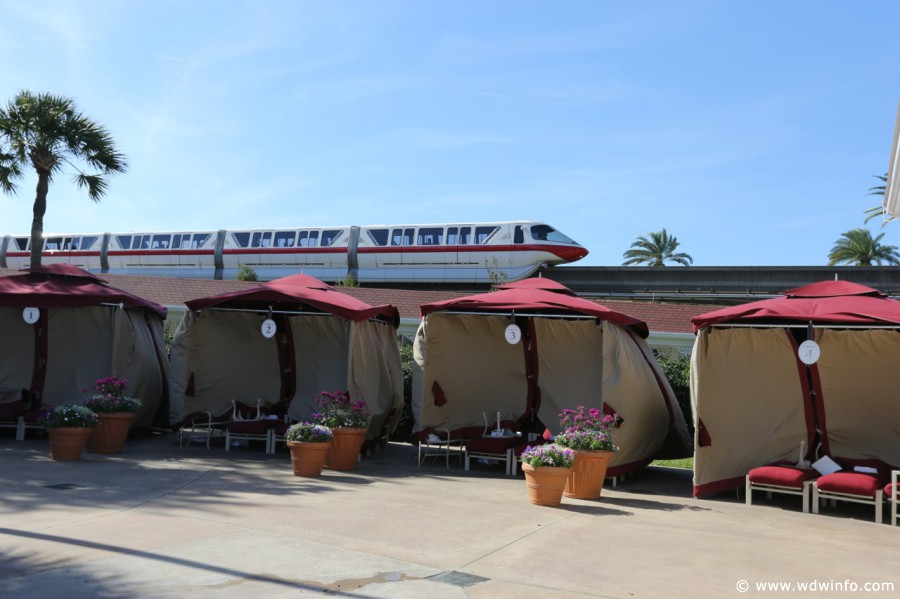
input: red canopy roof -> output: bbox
[185,273,399,325]
[420,278,650,337]
[0,264,166,318]
[691,280,900,331]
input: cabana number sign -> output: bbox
[261,318,277,338]
[797,339,820,365]
[22,307,40,324]
[504,323,521,344]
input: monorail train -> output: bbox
[0,221,588,283]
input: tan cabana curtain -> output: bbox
[43,306,115,407]
[600,321,672,468]
[0,308,35,405]
[534,318,604,433]
[168,310,281,424]
[411,321,427,428]
[289,315,350,421]
[348,320,404,439]
[816,328,900,466]
[414,313,527,433]
[626,329,692,459]
[111,309,167,427]
[692,328,808,492]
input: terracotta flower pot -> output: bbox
[326,427,367,470]
[564,450,614,499]
[287,440,332,477]
[47,427,94,461]
[87,412,136,454]
[522,463,572,506]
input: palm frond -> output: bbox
[73,173,109,201]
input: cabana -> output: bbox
[0,264,168,429]
[412,278,691,476]
[690,280,900,497]
[168,274,403,445]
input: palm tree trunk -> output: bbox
[30,172,49,269]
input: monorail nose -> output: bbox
[552,245,589,263]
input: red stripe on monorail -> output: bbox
[9,251,103,258]
[14,243,586,261]
[358,243,587,259]
[223,247,346,255]
[107,250,216,257]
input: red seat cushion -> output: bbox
[885,483,898,498]
[0,400,23,421]
[816,472,881,497]
[748,466,817,489]
[466,437,519,453]
[227,420,275,434]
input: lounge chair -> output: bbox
[0,399,23,439]
[812,470,885,523]
[745,465,818,513]
[178,409,231,448]
[887,471,899,526]
[225,400,281,453]
[463,412,521,476]
[418,428,463,468]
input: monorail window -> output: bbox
[81,236,97,250]
[514,226,524,244]
[391,228,413,246]
[530,224,575,244]
[474,226,499,244]
[447,226,471,245]
[417,227,443,245]
[62,237,76,250]
[191,233,211,248]
[321,230,341,247]
[134,235,151,250]
[298,230,319,247]
[251,231,272,248]
[116,235,132,249]
[13,237,28,250]
[172,234,189,249]
[274,231,296,247]
[232,232,250,248]
[368,229,388,246]
[44,237,62,250]
[151,234,171,249]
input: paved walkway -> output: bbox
[0,434,896,598]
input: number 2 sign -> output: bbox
[261,318,277,338]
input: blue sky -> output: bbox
[1,0,899,267]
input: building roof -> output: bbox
[0,268,709,334]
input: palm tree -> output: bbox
[0,90,127,268]
[863,173,887,224]
[827,228,900,265]
[622,228,693,266]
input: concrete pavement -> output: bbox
[0,433,896,598]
